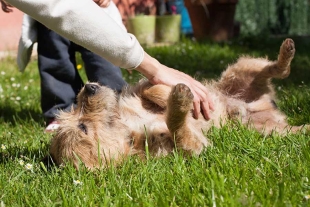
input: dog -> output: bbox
[49,38,308,169]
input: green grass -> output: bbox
[1,37,310,206]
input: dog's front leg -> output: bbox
[166,84,205,155]
[142,84,171,108]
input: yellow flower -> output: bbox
[77,64,83,70]
[1,144,6,150]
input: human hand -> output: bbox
[135,52,215,120]
[1,0,13,13]
[93,0,111,8]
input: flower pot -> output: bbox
[155,14,181,43]
[128,15,156,45]
[184,0,238,41]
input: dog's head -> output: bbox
[49,83,121,169]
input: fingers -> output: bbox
[93,0,111,7]
[190,82,213,120]
[193,99,200,120]
[1,0,13,13]
[192,79,215,111]
[201,100,211,120]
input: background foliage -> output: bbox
[235,0,310,37]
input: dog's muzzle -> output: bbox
[85,83,99,96]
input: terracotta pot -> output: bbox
[155,15,181,43]
[184,0,238,41]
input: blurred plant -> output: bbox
[235,0,310,37]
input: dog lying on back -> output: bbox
[50,38,308,169]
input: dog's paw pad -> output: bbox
[173,83,193,99]
[171,83,193,107]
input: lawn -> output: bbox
[1,37,310,206]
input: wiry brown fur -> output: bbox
[50,38,309,169]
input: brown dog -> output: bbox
[49,38,308,169]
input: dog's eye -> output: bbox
[78,123,88,134]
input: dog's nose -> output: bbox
[85,83,99,95]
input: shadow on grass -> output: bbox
[0,145,51,167]
[0,104,44,126]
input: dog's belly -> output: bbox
[123,111,166,133]
[118,96,168,134]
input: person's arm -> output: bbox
[6,0,144,69]
[5,0,214,119]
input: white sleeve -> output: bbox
[102,1,127,32]
[6,0,144,69]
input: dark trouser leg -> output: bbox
[37,23,83,120]
[77,44,127,93]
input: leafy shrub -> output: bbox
[235,0,310,37]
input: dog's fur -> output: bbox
[49,38,308,169]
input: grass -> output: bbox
[1,36,310,206]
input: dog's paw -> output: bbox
[280,38,295,58]
[171,84,193,110]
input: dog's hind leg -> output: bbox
[166,84,206,154]
[260,38,295,79]
[216,38,295,102]
[245,38,295,101]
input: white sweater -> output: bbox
[7,0,144,69]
